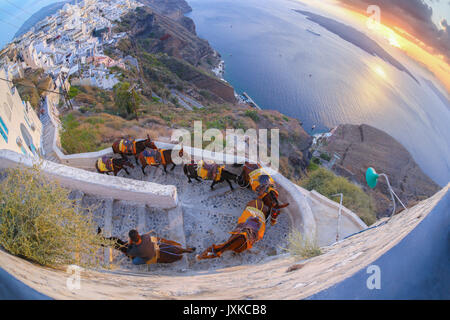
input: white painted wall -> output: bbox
[0,149,178,209]
[0,69,42,157]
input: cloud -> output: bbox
[337,0,450,61]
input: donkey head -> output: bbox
[116,158,135,169]
[145,134,157,149]
[267,190,289,225]
[196,246,218,260]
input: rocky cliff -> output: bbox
[319,124,440,217]
[116,6,236,103]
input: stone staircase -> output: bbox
[39,101,60,163]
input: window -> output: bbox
[20,123,36,155]
[0,116,8,143]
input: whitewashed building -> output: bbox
[0,69,43,157]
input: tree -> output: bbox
[113,82,141,120]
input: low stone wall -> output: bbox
[296,186,368,245]
[309,190,366,229]
[0,150,178,209]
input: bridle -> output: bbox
[267,191,281,223]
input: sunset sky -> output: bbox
[302,0,450,93]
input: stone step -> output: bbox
[166,204,188,269]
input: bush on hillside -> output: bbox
[300,167,377,225]
[68,86,80,99]
[0,165,110,267]
[244,109,260,122]
[60,113,100,154]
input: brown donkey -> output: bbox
[138,146,184,174]
[196,199,279,260]
[98,228,195,264]
[237,162,289,225]
[95,157,135,176]
[112,134,157,162]
[183,160,238,191]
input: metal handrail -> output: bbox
[331,193,343,241]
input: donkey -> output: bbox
[95,157,135,176]
[97,227,195,264]
[183,161,238,191]
[196,199,277,260]
[97,227,128,254]
[237,162,289,225]
[138,146,184,174]
[112,134,157,162]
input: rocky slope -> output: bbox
[115,6,235,103]
[318,124,440,217]
[139,0,192,17]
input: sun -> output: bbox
[373,65,387,78]
[387,32,402,48]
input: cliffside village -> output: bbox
[1,0,141,90]
[0,0,141,157]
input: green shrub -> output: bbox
[300,167,377,225]
[0,165,110,267]
[68,86,80,99]
[283,230,322,259]
[60,114,100,154]
[244,109,260,122]
[320,153,331,161]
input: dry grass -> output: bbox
[282,230,322,259]
[299,167,377,226]
[0,165,111,267]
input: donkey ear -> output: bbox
[147,134,150,140]
[276,203,290,209]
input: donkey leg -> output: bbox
[158,238,195,253]
[171,164,176,171]
[163,165,168,173]
[157,245,187,263]
[142,165,146,176]
[226,179,234,191]
[198,235,245,260]
[124,168,130,175]
[210,181,217,190]
[218,234,247,254]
